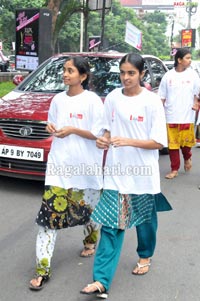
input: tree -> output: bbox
[0,0,177,58]
[46,0,82,53]
[0,0,83,53]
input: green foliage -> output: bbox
[53,0,172,57]
[0,82,15,97]
[1,0,194,58]
[58,13,81,52]
[52,0,82,51]
[85,1,170,56]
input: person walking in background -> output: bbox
[29,56,105,290]
[80,53,172,299]
[158,48,200,179]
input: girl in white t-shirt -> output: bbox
[81,53,172,299]
[158,48,200,179]
[29,56,105,290]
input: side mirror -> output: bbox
[13,74,24,85]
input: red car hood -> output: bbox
[0,91,54,120]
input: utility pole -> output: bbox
[80,0,84,52]
[80,0,112,52]
[100,0,106,51]
[186,0,198,28]
[83,0,89,52]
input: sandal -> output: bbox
[80,281,108,299]
[132,259,151,276]
[80,245,95,257]
[29,274,49,290]
[165,170,178,179]
[184,158,192,172]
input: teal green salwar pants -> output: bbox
[136,204,157,258]
[93,226,125,292]
[93,206,157,292]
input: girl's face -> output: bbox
[120,61,144,91]
[63,59,87,87]
[178,53,192,69]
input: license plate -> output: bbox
[0,145,44,161]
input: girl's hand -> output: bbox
[110,136,130,147]
[192,103,199,111]
[96,136,110,149]
[46,123,57,134]
[54,126,74,138]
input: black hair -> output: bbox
[119,53,145,74]
[174,48,191,67]
[65,56,90,89]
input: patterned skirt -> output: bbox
[91,190,172,230]
[167,123,195,149]
[36,186,100,229]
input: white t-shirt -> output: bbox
[45,90,105,190]
[103,87,167,194]
[158,68,200,123]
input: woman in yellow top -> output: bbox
[158,48,200,179]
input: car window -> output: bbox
[16,54,167,97]
[88,57,121,96]
[142,61,152,87]
[19,57,67,93]
[18,56,122,96]
[147,58,167,90]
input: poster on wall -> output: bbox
[16,9,39,70]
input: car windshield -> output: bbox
[19,56,122,97]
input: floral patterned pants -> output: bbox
[36,186,100,276]
[35,220,99,277]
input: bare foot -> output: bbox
[165,170,178,179]
[184,158,192,172]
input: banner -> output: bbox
[88,36,101,51]
[181,29,196,48]
[125,21,142,51]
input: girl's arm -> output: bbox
[96,130,111,149]
[53,126,97,140]
[110,137,163,150]
[161,98,166,105]
[192,95,200,111]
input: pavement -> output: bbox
[0,146,200,301]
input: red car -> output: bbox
[0,52,168,180]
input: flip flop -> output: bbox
[132,261,151,276]
[29,274,49,290]
[80,281,108,298]
[80,246,95,257]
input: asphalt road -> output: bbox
[0,146,200,301]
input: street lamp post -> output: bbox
[100,0,106,50]
[80,0,112,52]
[186,0,198,28]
